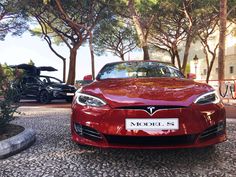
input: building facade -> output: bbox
[190,23,236,82]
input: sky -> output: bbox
[0,32,133,81]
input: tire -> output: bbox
[39,90,51,104]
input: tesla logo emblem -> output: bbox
[146,106,157,115]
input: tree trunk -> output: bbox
[90,52,95,80]
[143,45,150,60]
[120,53,125,61]
[62,59,66,83]
[206,56,216,83]
[89,32,95,79]
[172,45,181,70]
[175,52,181,70]
[218,0,227,82]
[67,48,77,85]
[170,52,175,65]
[128,0,150,60]
[182,35,193,74]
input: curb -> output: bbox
[0,128,36,159]
[227,118,236,122]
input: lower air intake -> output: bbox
[104,134,196,146]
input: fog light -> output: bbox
[74,123,83,135]
[217,121,225,132]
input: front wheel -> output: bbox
[39,90,51,104]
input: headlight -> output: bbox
[194,91,220,104]
[75,92,106,107]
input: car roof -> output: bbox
[103,60,177,69]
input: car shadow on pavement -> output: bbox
[71,144,227,176]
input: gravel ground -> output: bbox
[0,107,236,177]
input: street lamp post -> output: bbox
[193,55,198,78]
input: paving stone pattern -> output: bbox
[0,107,236,177]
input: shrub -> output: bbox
[0,64,19,128]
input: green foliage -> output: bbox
[228,0,236,25]
[185,63,190,74]
[28,59,35,66]
[0,64,20,128]
[0,0,29,41]
[132,0,159,14]
[43,0,51,4]
[116,0,159,16]
[24,0,111,84]
[149,0,222,70]
[30,25,63,46]
[1,63,16,82]
[93,17,137,59]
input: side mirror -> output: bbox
[187,73,196,80]
[83,75,93,81]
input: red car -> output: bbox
[71,61,226,149]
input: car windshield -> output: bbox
[97,61,184,80]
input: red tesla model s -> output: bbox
[71,61,226,149]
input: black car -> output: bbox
[11,64,76,103]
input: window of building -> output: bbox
[203,69,207,75]
[230,66,234,74]
[215,68,218,73]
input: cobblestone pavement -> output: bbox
[0,107,236,177]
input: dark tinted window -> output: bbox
[230,66,234,74]
[97,62,184,80]
[27,77,40,84]
[48,77,62,83]
[39,76,62,83]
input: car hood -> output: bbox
[81,78,213,108]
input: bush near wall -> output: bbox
[0,64,19,129]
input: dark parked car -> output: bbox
[11,64,76,103]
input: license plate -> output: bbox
[125,118,179,130]
[66,93,74,96]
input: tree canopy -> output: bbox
[0,0,28,40]
[1,0,236,83]
[93,17,137,61]
[25,0,110,84]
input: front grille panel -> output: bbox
[104,134,196,146]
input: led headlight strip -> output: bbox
[76,92,106,107]
[194,91,220,104]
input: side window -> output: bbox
[160,66,171,77]
[169,68,184,78]
[39,77,48,83]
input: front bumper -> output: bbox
[71,103,227,149]
[50,90,75,99]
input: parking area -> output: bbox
[0,102,236,177]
